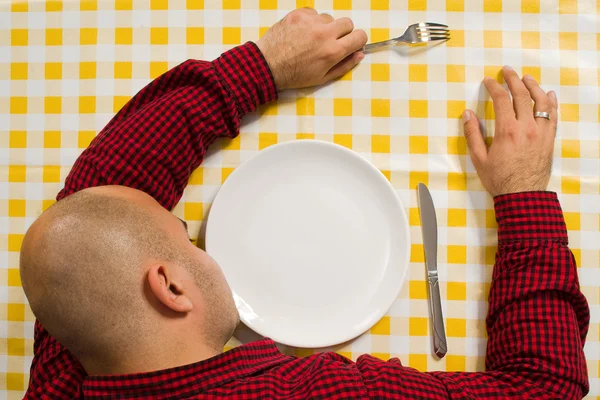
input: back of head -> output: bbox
[20,188,197,367]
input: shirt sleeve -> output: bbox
[358,191,589,399]
[26,42,277,399]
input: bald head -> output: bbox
[20,186,237,373]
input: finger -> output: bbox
[502,66,533,121]
[522,74,555,126]
[318,13,334,23]
[462,110,488,168]
[483,77,515,124]
[322,51,364,83]
[336,29,368,59]
[332,17,354,38]
[298,7,318,15]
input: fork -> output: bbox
[363,22,450,53]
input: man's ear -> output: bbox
[147,264,193,313]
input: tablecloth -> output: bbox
[1,0,598,398]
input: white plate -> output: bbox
[206,140,410,348]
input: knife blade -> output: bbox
[417,183,447,359]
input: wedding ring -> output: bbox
[534,111,551,120]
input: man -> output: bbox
[20,7,588,399]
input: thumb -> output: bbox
[322,52,364,83]
[462,110,487,168]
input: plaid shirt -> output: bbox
[24,42,589,400]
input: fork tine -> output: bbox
[418,32,450,36]
[422,22,448,28]
[418,28,449,34]
[420,36,450,42]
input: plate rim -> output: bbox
[206,139,411,348]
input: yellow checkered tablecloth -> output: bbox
[1,0,598,398]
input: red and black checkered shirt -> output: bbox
[24,42,589,399]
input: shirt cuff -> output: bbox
[494,191,568,243]
[213,41,278,116]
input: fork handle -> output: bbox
[363,38,400,53]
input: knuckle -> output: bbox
[340,17,354,30]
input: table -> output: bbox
[1,0,598,398]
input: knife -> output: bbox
[417,183,447,359]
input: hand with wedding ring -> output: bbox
[462,66,558,197]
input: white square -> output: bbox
[464,48,485,66]
[60,147,83,166]
[313,116,334,134]
[26,45,47,63]
[202,10,224,27]
[131,10,151,29]
[61,11,81,29]
[96,11,116,29]
[167,10,187,28]
[350,116,372,135]
[463,12,484,30]
[26,182,45,200]
[240,9,259,27]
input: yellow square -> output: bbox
[447,245,467,264]
[78,131,96,148]
[184,202,204,221]
[6,372,25,391]
[371,316,390,335]
[446,355,466,371]
[522,66,541,82]
[409,100,428,118]
[43,165,61,182]
[189,168,204,185]
[11,29,28,46]
[484,101,496,120]
[43,200,56,211]
[259,133,278,149]
[483,31,502,48]
[372,353,390,361]
[560,68,578,86]
[46,28,62,46]
[9,166,26,182]
[8,303,25,321]
[12,1,28,11]
[113,96,130,113]
[186,0,204,9]
[561,176,580,194]
[151,0,169,9]
[410,171,428,188]
[409,207,421,226]
[79,96,96,114]
[484,66,503,83]
[371,99,390,117]
[259,103,278,116]
[559,32,577,50]
[371,135,390,153]
[81,0,97,10]
[116,0,133,9]
[559,0,577,13]
[447,30,464,47]
[381,170,390,181]
[448,208,466,227]
[186,27,204,44]
[446,0,464,11]
[371,64,390,81]
[10,131,27,148]
[483,0,502,11]
[563,212,580,231]
[259,0,277,8]
[448,172,467,190]
[222,168,234,183]
[409,136,428,154]
[296,133,315,140]
[447,101,466,119]
[115,28,133,45]
[446,318,466,337]
[408,0,426,11]
[410,244,425,263]
[446,65,465,82]
[571,248,581,266]
[45,62,62,79]
[409,64,427,82]
[485,246,496,265]
[408,354,427,372]
[521,0,540,12]
[334,0,352,9]
[296,98,315,116]
[334,134,352,149]
[45,97,62,114]
[11,63,28,80]
[223,27,241,45]
[560,104,579,122]
[150,62,168,79]
[222,0,240,8]
[8,200,26,217]
[80,62,96,79]
[447,282,466,300]
[44,131,61,148]
[80,28,97,45]
[370,28,390,43]
[114,62,132,79]
[151,27,169,45]
[10,97,27,114]
[562,139,580,158]
[8,234,25,251]
[8,338,25,356]
[409,279,427,299]
[334,98,352,116]
[409,317,428,336]
[486,209,497,228]
[339,70,353,81]
[521,31,540,49]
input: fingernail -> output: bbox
[503,65,514,71]
[357,52,365,61]
[548,91,557,101]
[523,74,532,80]
[462,110,471,123]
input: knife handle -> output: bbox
[427,272,447,358]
